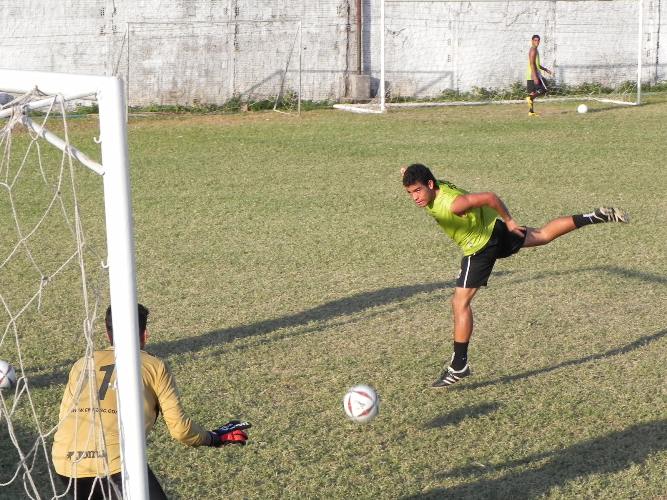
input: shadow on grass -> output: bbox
[0,412,60,498]
[425,402,501,429]
[150,281,454,358]
[28,265,666,387]
[450,327,667,392]
[150,264,665,359]
[599,265,667,284]
[521,265,667,286]
[23,362,72,389]
[404,419,667,499]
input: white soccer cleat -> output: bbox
[596,207,630,224]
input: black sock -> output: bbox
[451,341,469,370]
[572,210,607,228]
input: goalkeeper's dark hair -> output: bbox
[402,163,437,187]
[105,303,149,344]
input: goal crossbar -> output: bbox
[0,92,97,117]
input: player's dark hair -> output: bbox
[105,303,149,344]
[532,34,540,40]
[402,163,437,187]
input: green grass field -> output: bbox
[1,96,667,499]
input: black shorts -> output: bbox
[456,219,526,288]
[527,79,547,95]
[57,466,167,500]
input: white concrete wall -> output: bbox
[0,0,664,106]
[369,0,666,99]
[0,0,353,105]
[117,1,353,104]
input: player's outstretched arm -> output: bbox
[153,359,251,447]
[540,64,553,76]
[451,192,525,236]
[208,420,252,447]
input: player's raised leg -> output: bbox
[523,207,629,248]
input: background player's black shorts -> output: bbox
[527,79,547,95]
[456,219,526,288]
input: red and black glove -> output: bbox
[209,420,251,447]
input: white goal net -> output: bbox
[337,0,657,113]
[0,71,147,499]
[121,20,303,113]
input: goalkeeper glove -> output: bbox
[209,420,252,447]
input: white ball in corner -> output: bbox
[0,359,17,390]
[577,104,588,114]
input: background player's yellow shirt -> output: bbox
[526,50,541,80]
[424,180,499,256]
[52,348,210,477]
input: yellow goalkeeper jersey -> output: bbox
[52,347,211,478]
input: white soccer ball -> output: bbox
[0,359,16,390]
[343,384,379,423]
[577,104,588,114]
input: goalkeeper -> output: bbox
[51,304,251,499]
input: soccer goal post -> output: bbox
[0,70,148,499]
[335,0,650,113]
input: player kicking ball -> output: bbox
[401,164,629,388]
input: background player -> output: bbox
[401,163,629,388]
[52,303,251,499]
[526,34,553,116]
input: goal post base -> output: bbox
[334,95,640,113]
[333,103,385,114]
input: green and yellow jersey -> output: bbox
[52,348,211,478]
[526,49,541,80]
[424,180,499,255]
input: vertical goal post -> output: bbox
[335,0,649,113]
[0,69,148,500]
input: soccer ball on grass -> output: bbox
[0,359,16,390]
[343,384,379,423]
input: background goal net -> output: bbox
[121,20,303,114]
[336,0,657,113]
